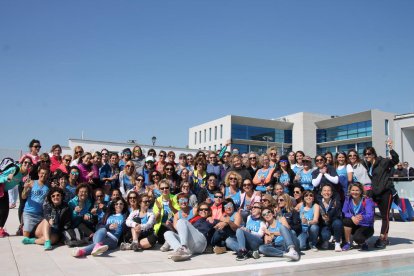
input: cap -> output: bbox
[145,156,155,163]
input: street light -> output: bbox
[151,136,157,146]
[262,136,273,150]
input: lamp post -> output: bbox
[263,136,273,150]
[151,136,157,146]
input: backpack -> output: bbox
[0,157,20,176]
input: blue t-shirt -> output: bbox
[299,170,314,191]
[24,181,49,215]
[161,200,173,223]
[245,216,262,233]
[279,173,291,193]
[225,187,241,209]
[178,208,195,221]
[121,174,134,192]
[300,205,315,232]
[268,220,284,244]
[336,165,349,196]
[106,213,125,240]
[65,184,77,202]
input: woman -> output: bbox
[192,157,208,193]
[50,144,63,173]
[164,202,217,262]
[22,187,71,250]
[163,162,180,195]
[173,194,195,227]
[77,152,98,187]
[239,178,261,222]
[177,181,197,207]
[57,155,72,174]
[267,147,278,169]
[297,191,320,251]
[68,183,94,234]
[121,192,156,251]
[148,171,162,198]
[325,152,334,166]
[65,166,80,202]
[131,145,145,174]
[292,185,304,210]
[258,207,300,261]
[312,155,340,197]
[72,197,128,257]
[29,153,50,180]
[211,198,242,254]
[225,202,265,261]
[92,151,103,179]
[335,152,353,200]
[197,173,220,205]
[342,183,375,251]
[347,149,372,192]
[275,155,295,195]
[317,184,343,252]
[91,188,107,225]
[292,151,305,174]
[253,154,274,193]
[362,140,399,249]
[20,139,41,165]
[21,167,50,237]
[119,161,136,198]
[176,153,188,175]
[222,172,242,210]
[273,183,285,199]
[153,179,180,250]
[276,193,302,237]
[156,150,167,173]
[178,168,192,186]
[228,155,251,181]
[247,152,261,179]
[1,155,32,237]
[101,149,110,166]
[70,146,84,166]
[288,151,296,167]
[127,174,146,196]
[294,156,314,191]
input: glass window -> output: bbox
[199,131,201,144]
[194,132,197,145]
[231,124,292,143]
[215,126,217,140]
[316,120,372,143]
[209,128,211,141]
[232,144,249,154]
[220,124,223,139]
[385,119,389,136]
[204,130,206,143]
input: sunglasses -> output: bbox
[51,194,61,198]
[142,200,150,204]
[224,203,234,209]
[137,178,144,182]
[152,174,160,177]
[178,198,189,203]
[64,159,71,162]
[71,171,79,176]
[115,202,124,206]
[305,194,314,198]
[129,196,137,200]
[229,177,237,181]
[23,161,32,165]
[165,168,174,171]
[214,195,223,199]
[252,206,261,209]
[159,154,166,157]
[249,157,256,160]
[160,187,169,191]
[199,208,209,212]
[364,153,372,156]
[270,153,277,156]
[75,151,83,154]
[278,198,285,202]
[294,191,301,194]
[262,211,272,217]
[33,145,41,149]
[315,159,324,162]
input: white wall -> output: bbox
[188,115,231,151]
[394,115,414,165]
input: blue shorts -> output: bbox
[23,212,43,233]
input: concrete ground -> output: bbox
[1,207,414,276]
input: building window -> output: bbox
[214,145,217,151]
[215,126,217,140]
[204,130,206,143]
[194,132,197,145]
[209,128,211,141]
[209,146,211,150]
[220,124,223,139]
[316,120,372,143]
[220,143,222,149]
[231,124,292,143]
[199,131,201,144]
[385,119,389,136]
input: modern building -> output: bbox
[188,109,396,158]
[394,113,414,164]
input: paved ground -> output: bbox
[1,207,414,276]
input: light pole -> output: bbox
[151,136,157,146]
[263,136,273,150]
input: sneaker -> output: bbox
[72,247,85,257]
[131,241,140,252]
[374,239,386,249]
[321,241,329,250]
[9,203,16,209]
[120,242,131,251]
[22,237,36,244]
[342,242,351,251]
[311,246,318,252]
[170,246,192,262]
[91,244,109,256]
[0,228,10,238]
[15,225,23,236]
[283,249,300,261]
[251,250,260,259]
[213,246,227,254]
[44,240,52,250]
[361,242,369,251]
[236,250,249,261]
[160,242,171,252]
[334,242,342,252]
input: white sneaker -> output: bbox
[170,246,192,262]
[160,242,171,252]
[120,242,131,251]
[283,249,300,261]
[251,250,260,259]
[311,246,318,252]
[335,242,342,252]
[321,241,329,250]
[131,241,140,251]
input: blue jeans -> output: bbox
[82,228,118,255]
[164,219,207,254]
[210,226,235,247]
[259,225,300,257]
[320,218,343,242]
[225,228,263,252]
[298,224,319,250]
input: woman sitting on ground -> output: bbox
[342,182,375,251]
[297,191,320,251]
[173,194,195,227]
[225,202,265,261]
[164,202,218,262]
[22,187,71,250]
[258,207,300,261]
[121,193,156,251]
[72,197,128,257]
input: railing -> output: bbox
[392,177,414,202]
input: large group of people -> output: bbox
[0,138,401,262]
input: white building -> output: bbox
[394,113,414,165]
[189,109,397,158]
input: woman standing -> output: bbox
[362,140,399,249]
[312,155,340,198]
[335,152,353,200]
[222,172,242,209]
[119,161,136,198]
[276,155,295,195]
[50,144,63,173]
[131,145,146,174]
[77,153,97,186]
[239,179,261,222]
[347,149,371,192]
[253,154,274,193]
[294,156,314,191]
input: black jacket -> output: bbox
[363,150,399,196]
[43,202,72,231]
[280,208,302,235]
[317,198,342,227]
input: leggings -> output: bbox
[343,218,374,244]
[0,192,10,228]
[18,185,27,224]
[373,190,392,236]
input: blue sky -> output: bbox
[1,0,413,151]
